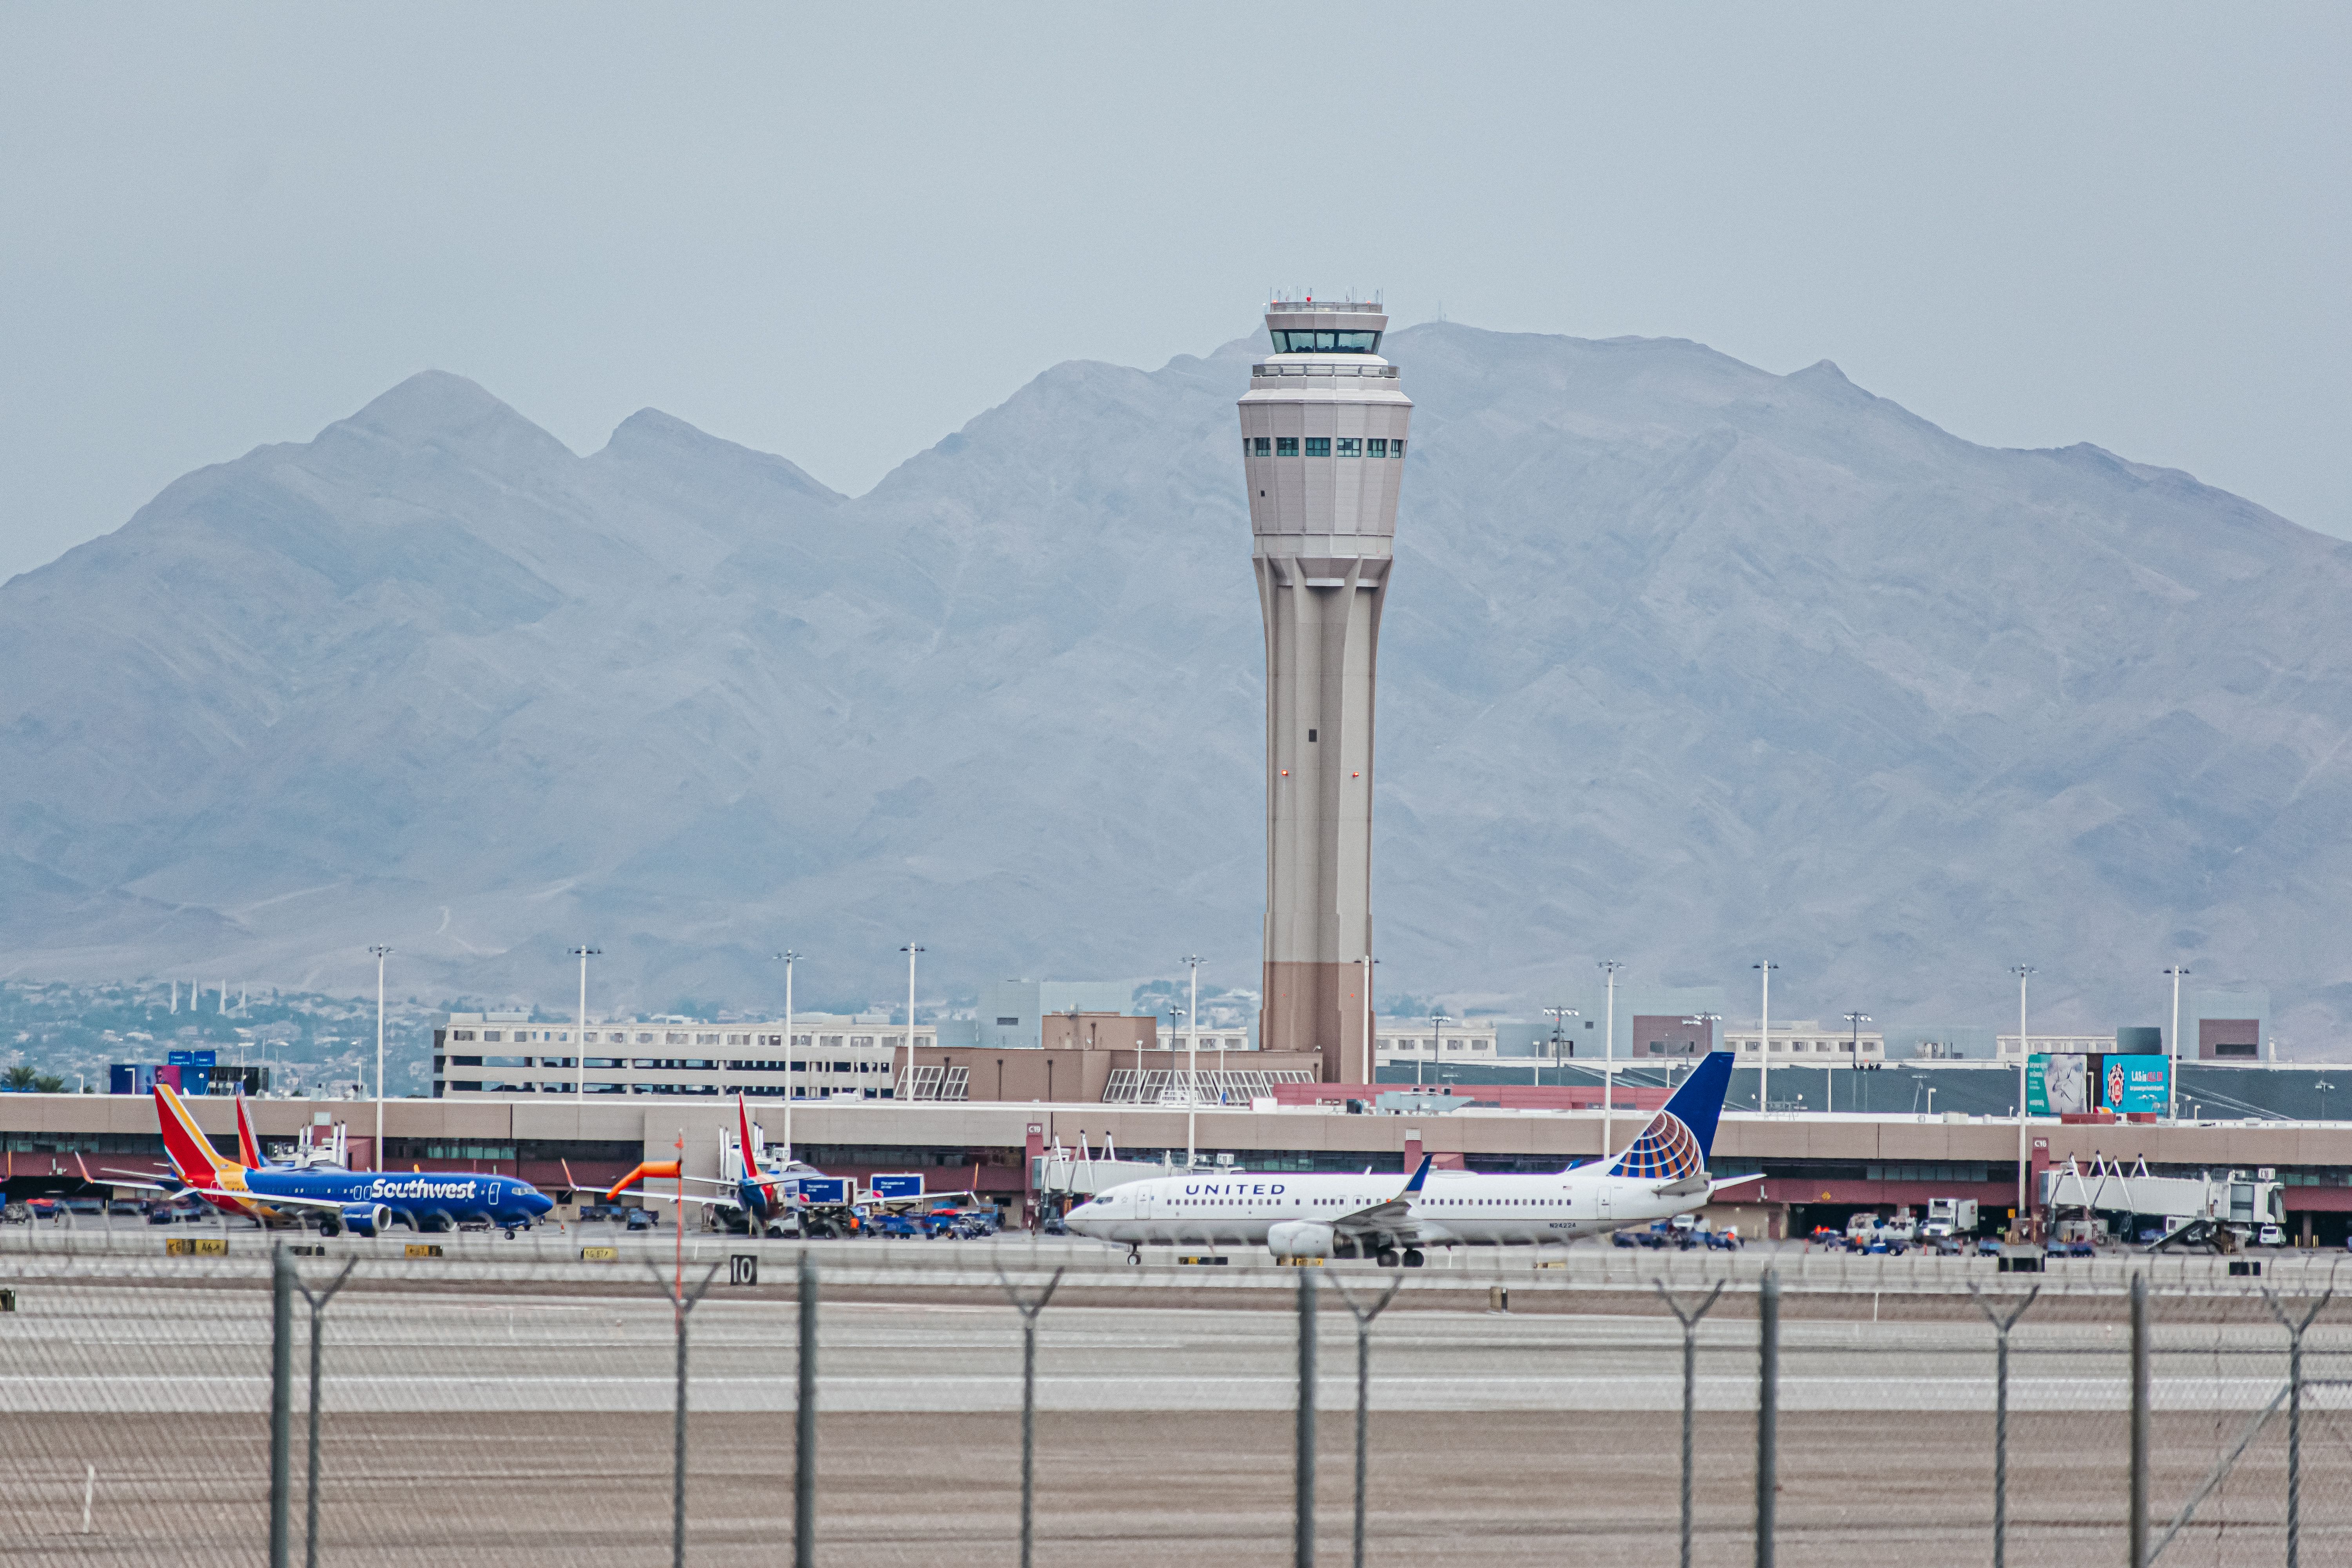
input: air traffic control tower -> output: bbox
[1239,299,1412,1081]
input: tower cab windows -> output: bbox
[1336,439,1361,457]
[1275,437,1299,457]
[1269,329,1382,354]
[1303,438,1330,457]
[1367,439,1387,457]
[1252,437,1271,456]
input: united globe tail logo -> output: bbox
[1610,1113,1704,1181]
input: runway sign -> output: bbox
[730,1254,759,1286]
[580,1246,619,1262]
[165,1237,228,1256]
[405,1243,444,1259]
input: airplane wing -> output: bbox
[1329,1155,1434,1243]
[620,1189,747,1210]
[1705,1172,1766,1198]
[172,1187,353,1211]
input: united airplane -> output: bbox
[1064,1051,1752,1265]
[117,1084,555,1238]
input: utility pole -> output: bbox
[1598,962,1623,1155]
[1542,1007,1578,1085]
[2164,965,2190,1122]
[902,944,924,1101]
[774,952,800,1162]
[2011,966,2034,1234]
[368,946,392,1162]
[1752,962,1777,1113]
[1838,1013,1871,1114]
[1183,956,1205,1171]
[571,946,601,1098]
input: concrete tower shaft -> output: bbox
[1238,301,1412,1082]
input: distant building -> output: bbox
[976,980,1139,1049]
[435,1011,931,1100]
[1722,1020,1886,1062]
[1629,1014,1717,1059]
[1372,1020,1501,1066]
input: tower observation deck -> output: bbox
[1238,299,1412,1082]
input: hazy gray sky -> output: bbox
[3,4,2345,582]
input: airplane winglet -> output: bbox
[1399,1154,1432,1196]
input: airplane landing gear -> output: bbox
[1375,1248,1400,1267]
[501,1228,516,1239]
[1127,1245,1142,1266]
[1403,1249,1425,1268]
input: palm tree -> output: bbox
[1,1065,38,1092]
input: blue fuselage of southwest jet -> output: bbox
[223,1167,555,1230]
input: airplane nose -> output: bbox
[526,1191,554,1215]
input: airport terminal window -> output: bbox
[1336,438,1361,457]
[1303,438,1330,457]
[1275,437,1299,457]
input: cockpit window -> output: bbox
[1268,329,1381,354]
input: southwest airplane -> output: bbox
[605,1094,826,1236]
[1065,1050,1753,1265]
[119,1083,555,1238]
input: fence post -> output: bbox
[1969,1283,2040,1568]
[1756,1269,1777,1568]
[2261,1287,2332,1568]
[649,1261,723,1568]
[1657,1280,1726,1568]
[1330,1275,1403,1568]
[796,1253,818,1568]
[270,1242,292,1568]
[293,1260,357,1568]
[1297,1269,1318,1568]
[995,1265,1067,1568]
[2128,1272,2148,1568]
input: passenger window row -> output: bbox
[1250,437,1404,459]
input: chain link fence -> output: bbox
[4,1231,2349,1566]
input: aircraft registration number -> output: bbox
[165,1238,228,1257]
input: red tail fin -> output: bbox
[154,1084,236,1182]
[234,1090,261,1169]
[738,1093,759,1178]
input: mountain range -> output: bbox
[3,323,2346,1048]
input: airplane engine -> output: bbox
[1266,1220,1337,1260]
[339,1203,391,1238]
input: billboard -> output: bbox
[2102,1054,2169,1114]
[869,1174,924,1201]
[795,1176,849,1207]
[2026,1054,2089,1115]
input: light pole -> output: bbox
[1542,1007,1578,1086]
[368,946,392,1162]
[1838,1012,1871,1114]
[570,945,601,1099]
[2011,965,2034,1232]
[773,951,800,1161]
[1425,1012,1447,1089]
[2164,965,2190,1122]
[1598,962,1623,1155]
[2317,1081,2334,1124]
[902,944,924,1103]
[1751,962,1776,1114]
[1182,956,1205,1170]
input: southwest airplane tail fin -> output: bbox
[155,1083,241,1184]
[233,1089,261,1169]
[1604,1051,1735,1181]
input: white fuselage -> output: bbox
[1063,1164,1704,1250]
